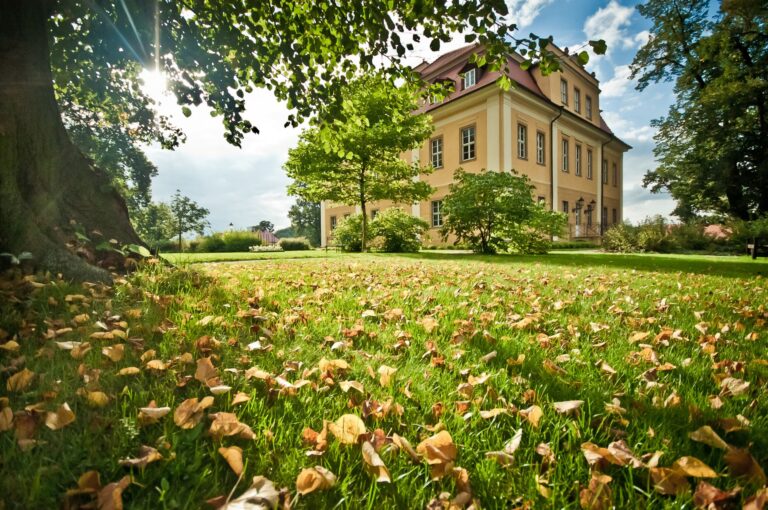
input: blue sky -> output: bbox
[144,0,676,232]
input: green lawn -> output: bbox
[1,252,767,509]
[162,249,340,264]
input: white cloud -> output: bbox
[601,64,633,98]
[506,0,554,30]
[634,30,651,47]
[583,1,635,53]
[602,111,656,143]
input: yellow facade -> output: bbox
[321,44,630,247]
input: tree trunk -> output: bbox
[0,0,143,282]
[359,169,367,252]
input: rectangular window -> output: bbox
[562,200,569,214]
[612,208,618,225]
[537,196,546,205]
[536,131,545,165]
[562,139,569,172]
[602,207,608,226]
[612,162,618,186]
[586,96,593,120]
[517,123,527,160]
[575,144,582,176]
[430,137,443,169]
[462,68,477,89]
[587,149,593,179]
[574,88,581,113]
[344,213,350,219]
[560,79,568,105]
[460,125,476,161]
[371,209,379,219]
[330,216,337,230]
[431,200,443,227]
[602,159,608,184]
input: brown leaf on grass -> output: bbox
[119,445,163,468]
[220,476,280,510]
[86,391,109,408]
[671,456,718,478]
[7,368,34,392]
[744,488,768,510]
[723,448,767,485]
[145,359,167,371]
[486,429,522,466]
[338,380,364,394]
[692,481,740,509]
[102,344,125,362]
[209,412,256,441]
[0,340,20,352]
[579,473,612,510]
[173,396,214,429]
[0,406,14,432]
[479,408,510,419]
[65,470,102,497]
[218,446,244,476]
[362,441,391,483]
[71,342,92,359]
[138,404,171,426]
[392,433,420,463]
[97,475,131,510]
[45,403,75,430]
[719,377,750,397]
[318,358,350,373]
[650,467,690,496]
[328,414,366,445]
[377,365,397,388]
[520,405,543,428]
[296,466,336,495]
[542,359,566,376]
[689,426,730,450]
[232,392,250,406]
[244,367,272,381]
[421,316,439,333]
[553,400,584,416]
[417,430,458,479]
[195,357,220,387]
[117,367,140,376]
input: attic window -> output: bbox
[462,68,477,89]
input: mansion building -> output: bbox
[320,43,630,246]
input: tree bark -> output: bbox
[359,168,367,252]
[0,0,143,282]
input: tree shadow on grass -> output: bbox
[387,251,767,279]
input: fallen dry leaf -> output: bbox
[97,475,131,510]
[689,426,730,450]
[328,414,366,445]
[7,368,35,392]
[417,430,458,479]
[723,448,767,485]
[377,365,397,388]
[362,441,391,483]
[102,344,125,362]
[0,406,13,432]
[692,481,740,509]
[119,445,162,468]
[744,488,768,510]
[420,316,439,333]
[650,467,690,496]
[138,405,171,426]
[579,473,612,510]
[209,412,256,441]
[553,400,584,416]
[117,367,141,376]
[338,380,364,394]
[45,403,75,430]
[219,446,244,476]
[671,456,718,478]
[392,433,420,463]
[232,392,250,406]
[520,405,543,428]
[173,396,214,429]
[220,476,280,509]
[86,391,109,408]
[296,465,336,495]
[195,357,220,386]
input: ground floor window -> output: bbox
[431,200,444,227]
[330,216,337,230]
[612,208,618,225]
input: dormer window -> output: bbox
[462,68,477,89]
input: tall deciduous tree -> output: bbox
[441,170,565,254]
[169,190,209,252]
[631,0,768,220]
[284,75,434,251]
[0,0,594,281]
[288,199,321,247]
[131,201,175,250]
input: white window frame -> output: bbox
[575,144,582,176]
[460,125,476,161]
[536,131,545,165]
[462,68,476,89]
[562,200,569,214]
[574,88,581,113]
[562,139,569,172]
[517,123,527,160]
[586,96,593,120]
[560,79,568,105]
[430,137,443,169]
[602,159,608,184]
[330,216,337,230]
[431,200,444,227]
[587,149,593,180]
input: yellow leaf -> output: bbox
[87,391,110,408]
[671,456,718,478]
[362,441,391,483]
[328,414,366,445]
[416,430,457,467]
[0,406,13,432]
[173,396,214,429]
[0,340,20,352]
[420,316,438,333]
[119,445,163,468]
[117,367,141,376]
[689,426,730,450]
[520,405,543,428]
[7,368,35,392]
[296,466,336,495]
[45,402,76,430]
[209,412,256,440]
[218,446,244,476]
[232,392,250,406]
[377,365,397,387]
[102,344,124,362]
[650,467,690,496]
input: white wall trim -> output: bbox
[486,95,500,170]
[320,200,327,247]
[551,122,559,209]
[502,95,512,172]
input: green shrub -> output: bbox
[196,235,226,253]
[551,241,600,250]
[151,238,179,253]
[602,223,639,252]
[221,231,262,252]
[279,237,311,251]
[369,208,427,253]
[636,215,678,253]
[332,214,364,252]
